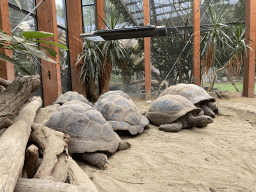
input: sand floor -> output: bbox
[77,93,256,192]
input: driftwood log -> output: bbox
[29,123,99,192]
[30,123,70,181]
[0,75,41,129]
[34,104,60,125]
[25,145,40,178]
[67,156,99,192]
[15,178,97,192]
[0,97,42,192]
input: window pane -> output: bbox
[9,7,43,97]
[56,0,67,28]
[8,0,35,13]
[82,0,94,5]
[58,28,71,93]
[83,6,96,33]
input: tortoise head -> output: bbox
[188,113,213,127]
[194,115,213,127]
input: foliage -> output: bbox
[0,30,68,75]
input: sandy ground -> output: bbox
[76,92,256,192]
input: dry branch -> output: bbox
[0,77,11,87]
[0,97,42,192]
[0,75,41,129]
[25,145,39,178]
[34,104,60,125]
[30,123,70,181]
[15,178,97,192]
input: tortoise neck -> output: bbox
[187,113,197,126]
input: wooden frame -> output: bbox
[143,0,151,100]
[36,0,61,106]
[0,0,15,81]
[243,0,255,98]
[193,0,200,86]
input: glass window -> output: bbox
[9,3,43,98]
[8,0,35,13]
[82,0,94,5]
[58,28,71,93]
[56,0,67,28]
[83,6,96,33]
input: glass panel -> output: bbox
[9,7,43,97]
[58,28,71,93]
[56,0,67,28]
[83,6,96,33]
[8,0,35,13]
[82,0,94,5]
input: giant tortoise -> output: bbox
[145,95,213,132]
[159,83,218,118]
[95,93,149,135]
[45,100,130,169]
[54,91,93,106]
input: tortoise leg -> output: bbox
[117,141,131,151]
[200,104,215,118]
[159,123,183,132]
[207,101,218,114]
[82,152,108,169]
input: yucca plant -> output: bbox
[205,24,252,92]
[76,40,102,101]
[98,9,128,94]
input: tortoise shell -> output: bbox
[145,95,201,126]
[45,100,121,154]
[95,94,149,135]
[54,91,91,105]
[159,84,215,105]
[97,91,131,102]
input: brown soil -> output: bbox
[77,92,256,192]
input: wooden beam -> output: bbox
[66,0,86,96]
[0,0,15,81]
[96,0,106,30]
[144,0,151,100]
[36,0,61,106]
[193,0,200,86]
[243,0,255,98]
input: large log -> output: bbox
[30,123,69,181]
[0,97,42,192]
[30,123,99,192]
[67,156,99,192]
[0,75,41,129]
[34,104,60,125]
[15,178,97,192]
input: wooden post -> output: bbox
[243,0,255,98]
[193,0,200,86]
[36,0,62,106]
[96,0,106,30]
[143,0,151,100]
[0,0,15,81]
[66,0,87,96]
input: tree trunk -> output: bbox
[0,97,42,192]
[0,75,41,129]
[99,61,112,94]
[30,123,70,181]
[15,178,97,192]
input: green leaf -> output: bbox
[40,46,57,58]
[22,31,54,40]
[33,40,69,50]
[0,53,31,75]
[0,31,13,42]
